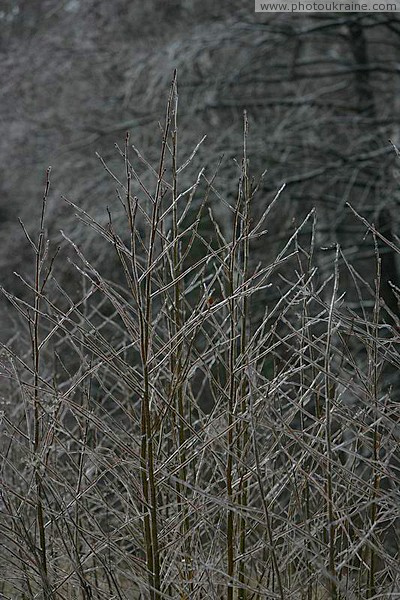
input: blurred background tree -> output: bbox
[1,2,399,338]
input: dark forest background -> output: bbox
[1,1,399,337]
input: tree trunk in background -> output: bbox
[348,15,376,117]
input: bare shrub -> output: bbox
[1,76,399,600]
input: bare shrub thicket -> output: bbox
[1,77,399,600]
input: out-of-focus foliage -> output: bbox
[1,2,399,334]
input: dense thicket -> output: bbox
[0,4,399,600]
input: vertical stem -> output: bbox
[170,74,192,595]
[29,167,56,599]
[139,71,177,599]
[367,245,382,599]
[139,190,161,599]
[226,188,240,600]
[238,112,251,600]
[226,119,252,597]
[33,168,51,588]
[324,244,340,600]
